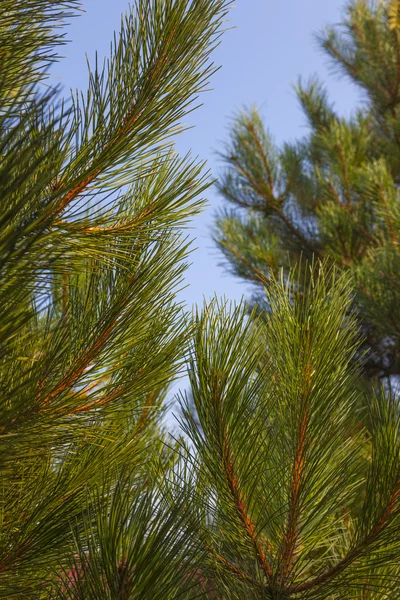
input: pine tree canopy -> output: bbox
[0,0,231,597]
[3,0,400,599]
[179,265,400,598]
[215,0,400,380]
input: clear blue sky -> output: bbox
[55,0,360,309]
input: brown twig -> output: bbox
[230,157,322,259]
[290,482,400,593]
[278,359,312,584]
[223,440,273,581]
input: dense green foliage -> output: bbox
[215,0,400,379]
[0,0,229,597]
[2,1,400,599]
[180,266,400,598]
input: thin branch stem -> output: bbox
[230,157,322,259]
[278,359,312,584]
[290,482,400,593]
[223,439,273,581]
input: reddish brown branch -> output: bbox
[69,388,118,414]
[134,391,155,435]
[54,174,96,217]
[209,370,273,582]
[230,157,321,259]
[279,410,308,581]
[223,441,273,580]
[279,359,312,584]
[225,243,270,286]
[206,548,257,585]
[51,23,176,217]
[246,121,275,191]
[291,482,400,593]
[44,319,117,405]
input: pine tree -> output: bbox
[214,0,400,380]
[0,1,230,597]
[179,265,400,599]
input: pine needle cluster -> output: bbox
[2,1,400,599]
[215,0,400,379]
[0,1,230,597]
[179,266,400,598]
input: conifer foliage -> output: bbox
[180,266,400,598]
[0,0,230,597]
[215,0,400,379]
[3,1,400,599]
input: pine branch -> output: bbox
[223,438,273,581]
[228,155,321,259]
[290,480,400,593]
[279,407,309,583]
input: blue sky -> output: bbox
[55,0,361,312]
